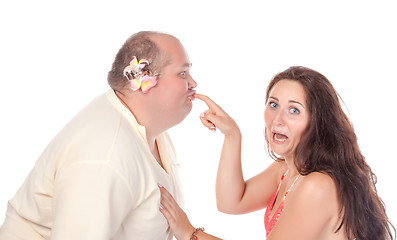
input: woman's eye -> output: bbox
[290,108,300,114]
[269,102,278,108]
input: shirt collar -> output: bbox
[105,89,147,140]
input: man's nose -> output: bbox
[188,75,197,89]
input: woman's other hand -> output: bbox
[195,94,240,136]
[158,184,195,240]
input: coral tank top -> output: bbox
[264,170,300,236]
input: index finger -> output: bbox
[194,93,222,111]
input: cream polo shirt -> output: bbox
[0,89,183,240]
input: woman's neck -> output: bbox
[283,155,300,178]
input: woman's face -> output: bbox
[264,79,310,159]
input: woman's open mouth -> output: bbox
[272,132,288,143]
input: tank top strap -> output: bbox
[276,170,288,192]
[282,173,300,201]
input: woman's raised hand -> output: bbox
[158,184,195,240]
[195,94,240,136]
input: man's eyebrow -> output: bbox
[182,62,192,68]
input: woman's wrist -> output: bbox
[224,128,242,139]
[181,225,196,240]
[189,227,205,240]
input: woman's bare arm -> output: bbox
[196,94,285,214]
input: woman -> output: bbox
[159,66,395,239]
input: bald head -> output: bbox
[107,31,180,92]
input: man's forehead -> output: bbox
[162,46,190,67]
[151,34,180,48]
[150,34,190,67]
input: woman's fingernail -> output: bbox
[200,113,205,118]
[157,183,163,188]
[159,205,164,210]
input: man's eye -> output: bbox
[179,71,186,77]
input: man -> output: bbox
[0,31,197,240]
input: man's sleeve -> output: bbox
[50,162,134,240]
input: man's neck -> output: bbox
[114,90,163,147]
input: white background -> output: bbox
[0,0,396,239]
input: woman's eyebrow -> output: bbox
[289,100,305,108]
[269,96,305,108]
[269,96,305,107]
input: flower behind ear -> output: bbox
[123,56,149,77]
[123,56,157,93]
[135,75,157,93]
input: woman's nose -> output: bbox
[273,110,285,126]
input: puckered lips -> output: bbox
[188,90,196,100]
[272,131,288,143]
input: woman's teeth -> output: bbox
[274,133,288,142]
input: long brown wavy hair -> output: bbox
[265,66,395,240]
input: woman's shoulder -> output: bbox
[279,171,341,235]
[298,172,337,200]
[301,172,335,189]
[270,172,343,238]
[290,171,339,214]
